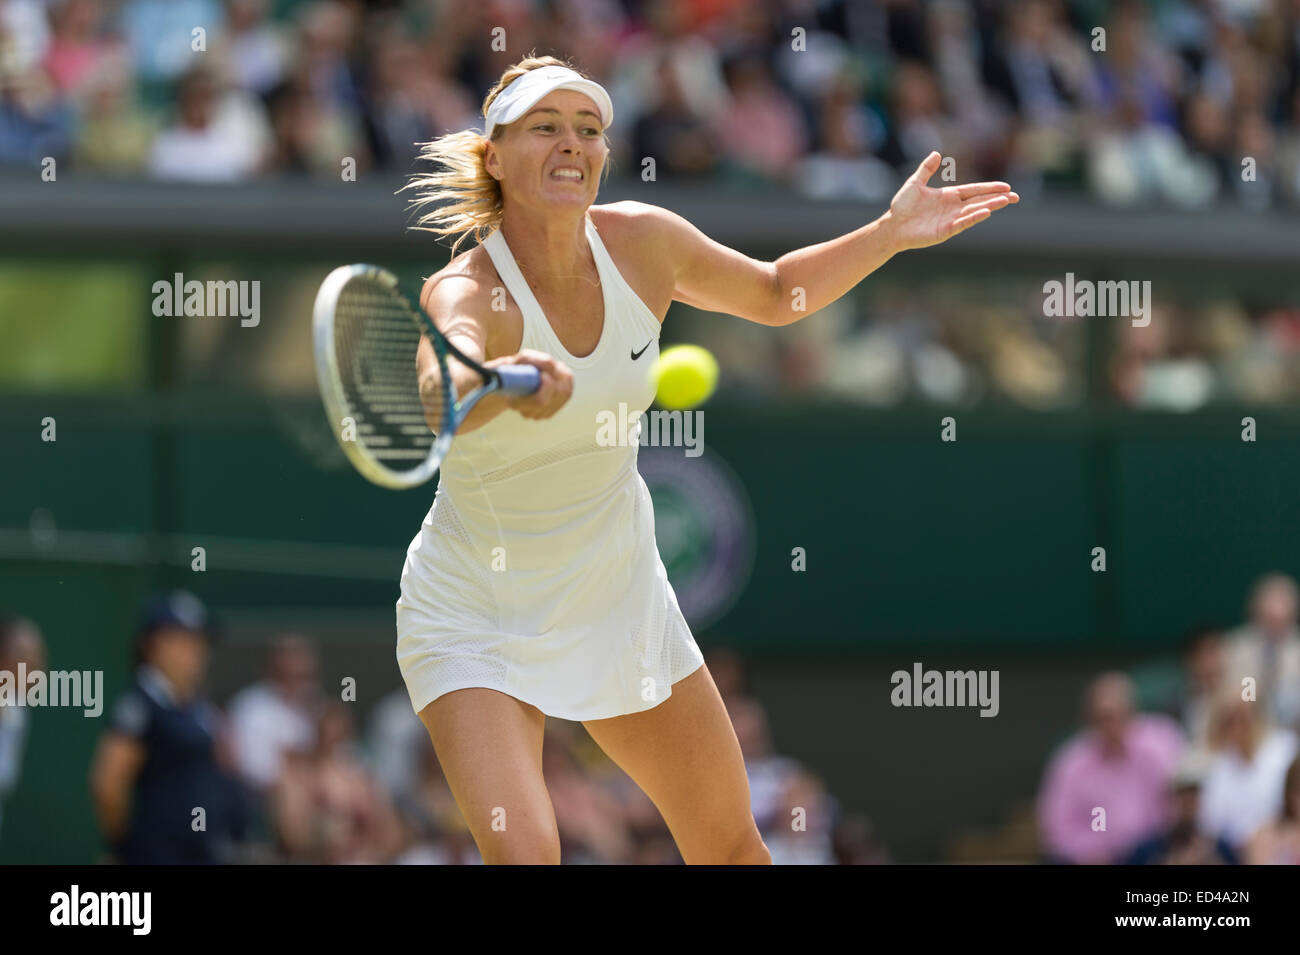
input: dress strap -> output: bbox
[481,227,548,345]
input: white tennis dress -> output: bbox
[395,211,704,721]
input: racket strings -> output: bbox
[334,278,448,464]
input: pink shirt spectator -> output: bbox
[1037,713,1185,863]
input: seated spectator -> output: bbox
[266,63,365,178]
[221,0,290,97]
[226,633,319,793]
[0,59,74,167]
[831,813,890,865]
[1125,749,1237,864]
[729,695,802,836]
[542,720,634,863]
[74,51,156,174]
[1243,757,1300,864]
[270,701,402,864]
[1198,691,1298,851]
[146,64,267,181]
[711,52,807,184]
[364,686,428,802]
[392,735,478,865]
[1037,672,1184,864]
[795,71,896,201]
[1171,625,1226,749]
[1221,572,1300,732]
[631,51,718,180]
[0,616,46,839]
[765,769,837,865]
[42,0,117,98]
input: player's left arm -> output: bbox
[642,152,1017,327]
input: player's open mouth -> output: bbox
[550,168,584,182]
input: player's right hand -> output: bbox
[490,349,573,420]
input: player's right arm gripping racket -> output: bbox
[313,264,541,490]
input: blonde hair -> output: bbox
[403,54,611,257]
[1206,690,1266,754]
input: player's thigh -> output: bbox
[418,687,558,861]
[581,664,769,864]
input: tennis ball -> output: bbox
[651,344,719,410]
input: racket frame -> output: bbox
[313,263,537,490]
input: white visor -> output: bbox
[483,65,613,140]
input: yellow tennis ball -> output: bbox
[651,344,718,410]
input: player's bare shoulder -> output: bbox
[420,245,523,357]
[589,200,678,244]
[419,246,496,316]
[589,201,679,318]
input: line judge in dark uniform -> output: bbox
[90,591,247,863]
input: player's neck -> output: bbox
[498,205,592,281]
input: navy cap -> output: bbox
[138,590,210,638]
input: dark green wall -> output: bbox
[2,396,1297,861]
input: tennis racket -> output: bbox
[312,263,541,489]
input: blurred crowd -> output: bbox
[5,573,1300,863]
[2,0,1300,208]
[1036,571,1300,864]
[4,0,1299,411]
[0,594,884,863]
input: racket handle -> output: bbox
[496,364,543,395]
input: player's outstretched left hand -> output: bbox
[885,151,1018,252]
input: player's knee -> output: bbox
[682,820,769,865]
[474,820,561,865]
[720,827,771,865]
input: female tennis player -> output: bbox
[396,55,1017,864]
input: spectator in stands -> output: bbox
[1086,1,1198,206]
[391,730,479,865]
[266,61,365,178]
[226,632,320,793]
[0,53,75,167]
[221,0,290,98]
[542,720,634,863]
[1125,749,1237,864]
[983,0,1088,132]
[729,695,802,836]
[887,59,950,170]
[766,768,837,865]
[0,0,51,75]
[89,591,248,863]
[74,50,156,174]
[1037,672,1184,864]
[147,63,269,181]
[120,0,223,85]
[270,700,402,864]
[1221,572,1300,732]
[42,0,118,98]
[1198,690,1298,852]
[0,615,46,839]
[832,812,890,865]
[795,69,896,200]
[631,50,719,180]
[364,685,428,802]
[1171,625,1227,751]
[712,51,807,184]
[1243,756,1300,864]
